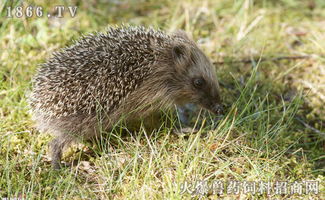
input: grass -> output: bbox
[0,0,324,199]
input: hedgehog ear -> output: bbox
[172,44,190,68]
[172,30,190,40]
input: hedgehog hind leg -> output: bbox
[50,134,74,169]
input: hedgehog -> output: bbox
[28,26,223,169]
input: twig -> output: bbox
[213,55,311,65]
[295,117,325,138]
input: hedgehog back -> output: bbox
[30,27,172,118]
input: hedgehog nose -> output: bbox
[211,104,224,115]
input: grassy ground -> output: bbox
[0,0,324,199]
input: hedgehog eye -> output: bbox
[193,78,205,89]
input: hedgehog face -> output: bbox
[170,43,223,115]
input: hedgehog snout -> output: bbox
[200,90,224,115]
[210,104,224,115]
[210,90,224,115]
